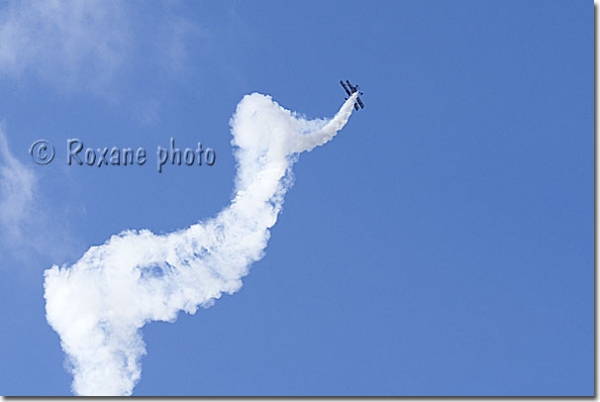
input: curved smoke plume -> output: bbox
[44,92,358,396]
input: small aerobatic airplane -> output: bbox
[340,79,365,111]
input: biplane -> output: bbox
[340,79,365,111]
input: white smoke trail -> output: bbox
[44,92,358,396]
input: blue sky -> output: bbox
[0,0,593,396]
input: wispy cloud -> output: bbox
[154,14,200,76]
[44,93,358,396]
[0,126,36,246]
[0,0,132,94]
[0,0,204,123]
[132,98,162,127]
[0,126,79,265]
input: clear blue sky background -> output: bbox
[0,0,593,396]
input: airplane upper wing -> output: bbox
[340,80,353,96]
[346,80,357,92]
